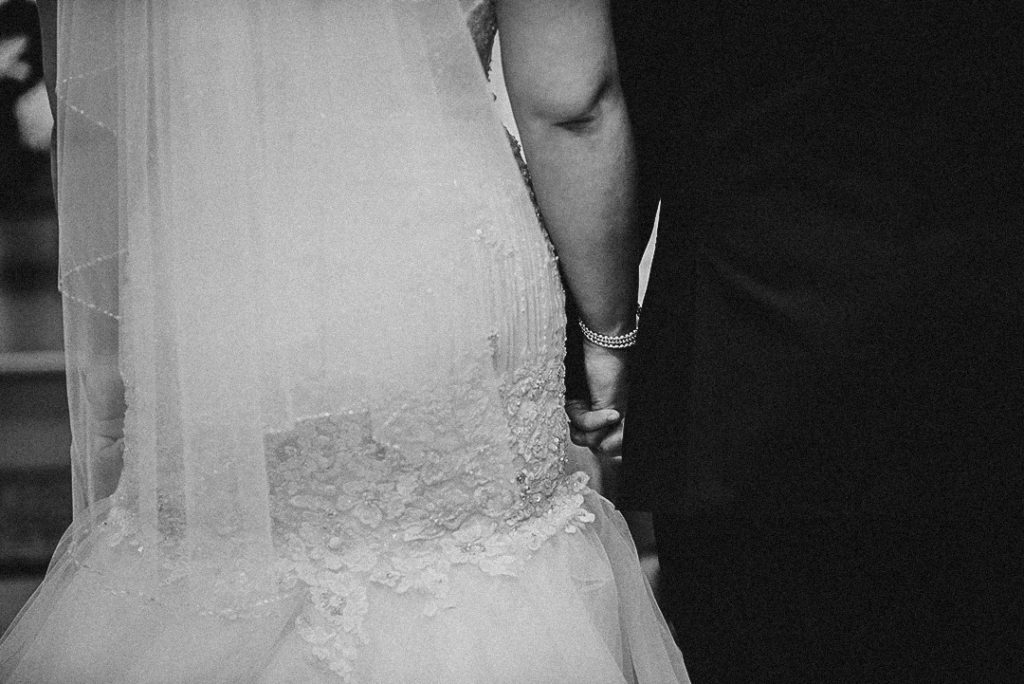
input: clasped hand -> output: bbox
[566,340,630,460]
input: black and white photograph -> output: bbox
[1,1,1021,682]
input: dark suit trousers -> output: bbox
[653,511,1024,683]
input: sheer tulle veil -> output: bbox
[50,0,549,617]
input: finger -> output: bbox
[564,399,590,423]
[567,406,621,432]
[570,424,610,449]
[593,426,624,458]
[569,425,590,447]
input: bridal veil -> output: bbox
[13,0,544,655]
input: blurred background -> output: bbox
[0,0,72,631]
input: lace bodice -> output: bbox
[265,351,592,679]
[256,200,586,679]
[105,191,581,683]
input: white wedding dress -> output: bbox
[0,1,688,682]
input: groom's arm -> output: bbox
[496,0,639,455]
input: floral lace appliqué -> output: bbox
[264,355,594,681]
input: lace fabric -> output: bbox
[263,353,587,675]
[75,346,594,680]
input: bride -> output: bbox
[1,1,687,682]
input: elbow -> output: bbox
[551,75,622,132]
[508,66,625,134]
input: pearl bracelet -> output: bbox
[578,306,640,349]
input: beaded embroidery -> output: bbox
[264,354,594,680]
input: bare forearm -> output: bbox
[521,93,639,333]
[497,0,640,335]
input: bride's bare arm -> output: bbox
[496,0,638,455]
[496,0,638,336]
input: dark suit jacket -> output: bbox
[613,1,1024,516]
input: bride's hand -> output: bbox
[82,365,126,501]
[566,340,630,459]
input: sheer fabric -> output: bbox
[1,1,688,681]
[56,0,555,607]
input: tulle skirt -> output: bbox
[0,493,688,683]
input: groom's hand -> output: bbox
[567,399,621,453]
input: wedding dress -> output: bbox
[0,1,688,682]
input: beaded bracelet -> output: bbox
[578,306,641,349]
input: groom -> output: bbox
[502,0,1023,681]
